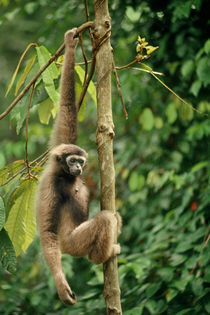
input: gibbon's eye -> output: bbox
[78,159,84,165]
[70,158,76,163]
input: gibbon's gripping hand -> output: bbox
[56,275,77,306]
[65,28,78,50]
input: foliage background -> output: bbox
[0,0,209,314]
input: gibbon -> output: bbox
[36,28,122,306]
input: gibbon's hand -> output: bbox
[65,28,78,49]
[56,276,77,306]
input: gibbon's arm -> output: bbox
[51,29,78,147]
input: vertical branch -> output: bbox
[94,0,122,314]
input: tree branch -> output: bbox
[0,21,94,121]
[94,0,122,314]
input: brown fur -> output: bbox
[36,29,122,306]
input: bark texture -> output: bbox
[94,1,122,314]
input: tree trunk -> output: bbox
[93,1,122,314]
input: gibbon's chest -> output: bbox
[60,177,89,224]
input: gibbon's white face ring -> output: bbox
[66,155,86,176]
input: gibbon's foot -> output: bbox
[112,243,121,256]
[65,28,78,49]
[115,212,122,237]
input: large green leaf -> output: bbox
[0,196,5,230]
[5,43,37,97]
[15,56,36,95]
[38,97,54,125]
[0,228,16,273]
[0,160,25,186]
[36,46,60,104]
[75,65,97,104]
[10,94,29,134]
[76,81,86,122]
[5,178,38,256]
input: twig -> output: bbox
[2,149,49,186]
[25,83,35,178]
[77,28,111,109]
[77,57,96,109]
[84,0,94,44]
[147,66,209,117]
[79,32,88,87]
[112,59,128,120]
[115,59,138,70]
[84,0,90,21]
[127,67,164,76]
[55,60,92,66]
[0,21,94,121]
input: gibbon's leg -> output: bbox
[61,211,121,264]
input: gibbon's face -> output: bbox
[57,154,86,176]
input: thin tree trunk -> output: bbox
[94,1,122,314]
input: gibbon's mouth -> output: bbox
[69,169,82,176]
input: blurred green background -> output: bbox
[0,0,209,314]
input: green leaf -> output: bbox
[190,80,202,97]
[205,303,210,314]
[76,81,86,122]
[191,278,203,296]
[170,254,187,266]
[155,117,163,129]
[15,56,36,95]
[0,152,6,168]
[36,46,60,104]
[173,278,189,292]
[181,60,194,78]
[126,6,141,22]
[158,267,174,282]
[124,306,144,315]
[10,94,28,134]
[0,228,16,273]
[197,56,210,87]
[5,178,37,256]
[0,160,25,186]
[0,197,5,230]
[204,39,210,54]
[146,283,161,298]
[129,172,145,191]
[145,300,157,314]
[38,97,54,125]
[165,103,177,124]
[179,103,194,122]
[75,65,96,104]
[5,43,37,96]
[176,308,193,315]
[175,241,193,253]
[139,108,154,131]
[166,289,178,302]
[129,172,138,191]
[191,161,208,173]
